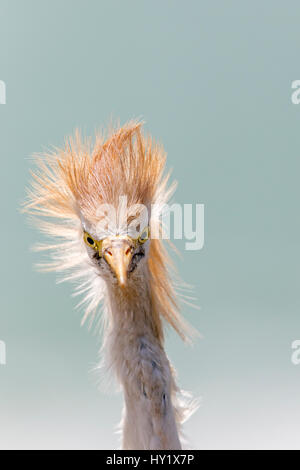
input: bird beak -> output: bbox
[103,239,133,287]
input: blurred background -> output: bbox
[0,0,300,450]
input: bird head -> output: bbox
[23,120,191,339]
[82,226,150,288]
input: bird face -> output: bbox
[83,227,150,288]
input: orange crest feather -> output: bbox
[23,120,193,341]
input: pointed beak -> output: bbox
[103,239,133,287]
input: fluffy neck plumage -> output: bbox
[111,274,161,334]
[103,264,182,450]
[105,264,163,377]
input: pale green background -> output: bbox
[0,0,300,450]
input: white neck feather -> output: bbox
[103,265,182,450]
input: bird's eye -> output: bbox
[84,232,97,249]
[138,227,149,244]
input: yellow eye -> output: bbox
[138,227,150,244]
[84,232,97,249]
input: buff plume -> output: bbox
[23,120,193,341]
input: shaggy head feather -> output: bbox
[23,120,192,341]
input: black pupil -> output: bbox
[87,237,94,246]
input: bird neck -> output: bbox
[103,265,182,451]
[106,265,163,345]
[102,263,166,389]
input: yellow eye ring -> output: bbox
[83,232,103,255]
[138,227,150,244]
[84,232,96,248]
